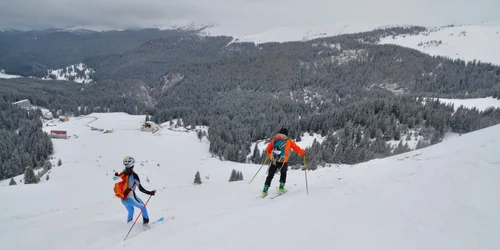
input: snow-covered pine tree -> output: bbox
[9,177,16,185]
[194,171,202,185]
[251,144,260,163]
[44,160,52,170]
[24,166,37,184]
[197,130,203,141]
[229,169,237,182]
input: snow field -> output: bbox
[433,97,500,112]
[1,112,500,250]
[379,24,500,66]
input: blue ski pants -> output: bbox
[122,193,149,221]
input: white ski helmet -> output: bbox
[123,156,135,168]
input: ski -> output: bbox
[125,216,174,240]
[258,189,288,199]
[269,190,287,199]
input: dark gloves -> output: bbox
[149,190,157,196]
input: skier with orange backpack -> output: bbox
[114,156,156,225]
[262,128,306,197]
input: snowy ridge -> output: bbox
[158,22,215,32]
[378,24,500,66]
[42,63,95,83]
[1,112,500,250]
[0,69,21,79]
[55,28,99,34]
[202,22,385,44]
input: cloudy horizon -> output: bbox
[1,0,499,36]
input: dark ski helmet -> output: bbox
[279,128,288,136]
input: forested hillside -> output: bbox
[84,35,234,81]
[0,28,199,77]
[147,27,500,166]
[1,25,500,177]
[0,78,149,116]
[0,99,53,181]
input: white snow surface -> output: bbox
[1,112,500,250]
[205,22,386,44]
[379,23,500,66]
[42,63,94,83]
[431,97,500,111]
[0,69,21,79]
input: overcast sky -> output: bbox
[1,0,498,35]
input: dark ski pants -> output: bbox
[265,162,288,186]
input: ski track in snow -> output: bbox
[1,112,500,250]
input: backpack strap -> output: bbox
[272,138,288,162]
[276,139,286,150]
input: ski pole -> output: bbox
[249,155,269,185]
[124,194,152,240]
[303,156,308,195]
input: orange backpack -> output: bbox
[113,172,129,198]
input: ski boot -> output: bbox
[142,217,150,228]
[262,185,269,197]
[279,182,286,193]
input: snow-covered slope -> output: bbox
[1,112,500,250]
[379,23,500,65]
[42,63,94,83]
[0,69,21,79]
[432,97,500,111]
[204,22,385,44]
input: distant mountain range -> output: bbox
[1,23,500,165]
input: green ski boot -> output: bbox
[279,182,286,193]
[262,185,269,197]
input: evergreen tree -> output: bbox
[24,166,37,184]
[44,161,52,170]
[9,177,16,185]
[197,130,203,141]
[194,171,202,185]
[58,159,62,167]
[229,169,237,182]
[251,144,261,163]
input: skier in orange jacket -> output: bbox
[262,128,306,197]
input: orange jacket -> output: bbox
[266,134,306,163]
